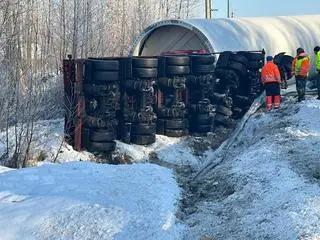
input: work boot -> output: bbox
[297,91,301,102]
[301,89,306,101]
[297,96,302,102]
[266,96,272,111]
[274,95,281,109]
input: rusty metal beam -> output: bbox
[74,61,85,151]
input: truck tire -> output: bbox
[165,119,187,129]
[165,56,190,65]
[247,61,263,70]
[131,123,156,135]
[228,62,247,76]
[84,116,112,129]
[166,65,190,76]
[230,54,248,65]
[132,58,158,68]
[191,55,216,65]
[90,129,116,142]
[228,78,239,89]
[131,134,156,145]
[216,51,232,67]
[214,68,229,79]
[89,141,116,152]
[132,68,157,78]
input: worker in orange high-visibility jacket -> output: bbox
[291,48,311,102]
[261,56,281,111]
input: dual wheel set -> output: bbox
[122,58,158,145]
[81,59,121,152]
[156,55,190,137]
[156,54,219,136]
[213,51,265,125]
[186,55,216,134]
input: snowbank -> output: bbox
[0,162,183,240]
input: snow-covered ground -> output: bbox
[0,92,319,240]
[182,94,320,240]
[0,162,183,240]
[0,119,94,165]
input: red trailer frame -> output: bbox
[63,58,86,151]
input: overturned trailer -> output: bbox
[64,15,320,154]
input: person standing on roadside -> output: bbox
[291,48,310,102]
[314,46,320,99]
[261,56,281,111]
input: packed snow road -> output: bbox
[0,93,319,240]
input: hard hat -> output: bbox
[266,56,273,61]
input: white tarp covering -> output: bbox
[132,15,320,59]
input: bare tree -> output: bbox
[0,0,201,168]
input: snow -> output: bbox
[292,99,320,134]
[0,119,94,165]
[0,162,183,240]
[0,93,320,240]
[183,95,320,240]
[116,135,200,167]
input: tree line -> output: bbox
[0,0,200,167]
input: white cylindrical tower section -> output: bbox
[132,15,320,59]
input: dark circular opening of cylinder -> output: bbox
[137,25,210,56]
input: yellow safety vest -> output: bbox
[295,56,309,76]
[316,51,320,72]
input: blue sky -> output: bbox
[204,0,320,18]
